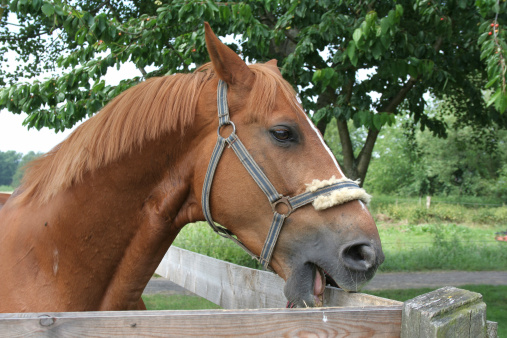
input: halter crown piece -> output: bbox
[202,80,370,271]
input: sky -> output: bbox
[0,62,145,154]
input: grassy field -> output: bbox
[377,222,507,272]
[174,220,507,272]
[0,185,13,193]
[142,285,506,337]
[142,294,220,310]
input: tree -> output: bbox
[1,0,506,185]
[11,151,42,187]
[365,110,507,198]
[0,150,21,186]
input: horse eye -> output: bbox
[271,128,292,142]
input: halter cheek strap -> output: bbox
[201,80,367,271]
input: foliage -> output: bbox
[0,150,21,185]
[10,151,42,187]
[0,150,42,188]
[370,195,507,225]
[364,111,507,198]
[0,0,506,185]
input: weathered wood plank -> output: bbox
[155,246,287,309]
[155,246,401,309]
[487,320,498,338]
[0,307,402,337]
[401,286,493,338]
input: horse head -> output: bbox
[195,24,384,308]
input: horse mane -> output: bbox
[18,62,300,205]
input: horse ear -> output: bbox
[204,22,254,87]
[265,59,282,76]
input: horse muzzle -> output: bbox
[282,236,384,308]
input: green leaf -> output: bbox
[494,92,507,113]
[380,17,390,35]
[206,0,219,12]
[477,32,489,46]
[312,69,323,83]
[313,107,327,122]
[347,41,357,64]
[373,114,382,130]
[41,3,54,16]
[486,88,502,107]
[372,42,382,60]
[353,28,362,43]
[387,9,396,25]
[54,4,64,16]
[395,4,404,17]
[484,75,499,89]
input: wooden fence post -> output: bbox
[401,286,496,338]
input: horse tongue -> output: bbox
[313,267,325,307]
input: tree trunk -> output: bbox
[336,120,380,186]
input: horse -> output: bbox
[0,23,383,312]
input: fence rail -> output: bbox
[0,306,403,337]
[0,246,498,337]
[155,246,401,309]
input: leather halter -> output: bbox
[202,80,363,270]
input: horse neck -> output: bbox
[39,133,201,310]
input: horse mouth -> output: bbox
[285,263,341,308]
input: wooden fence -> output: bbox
[0,246,498,337]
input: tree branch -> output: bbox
[380,75,420,113]
[89,0,110,15]
[138,66,147,77]
[356,128,380,184]
[337,118,355,179]
[335,77,355,178]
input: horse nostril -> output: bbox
[341,243,377,271]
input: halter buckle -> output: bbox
[271,196,293,216]
[217,121,236,139]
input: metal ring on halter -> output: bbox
[271,196,293,217]
[217,121,236,138]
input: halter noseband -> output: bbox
[201,80,365,271]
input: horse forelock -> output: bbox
[18,62,301,205]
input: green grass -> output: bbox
[174,221,507,272]
[369,285,507,338]
[142,294,221,310]
[173,222,262,270]
[377,223,507,272]
[0,185,13,193]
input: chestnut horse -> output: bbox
[0,24,383,312]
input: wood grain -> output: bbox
[0,306,402,337]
